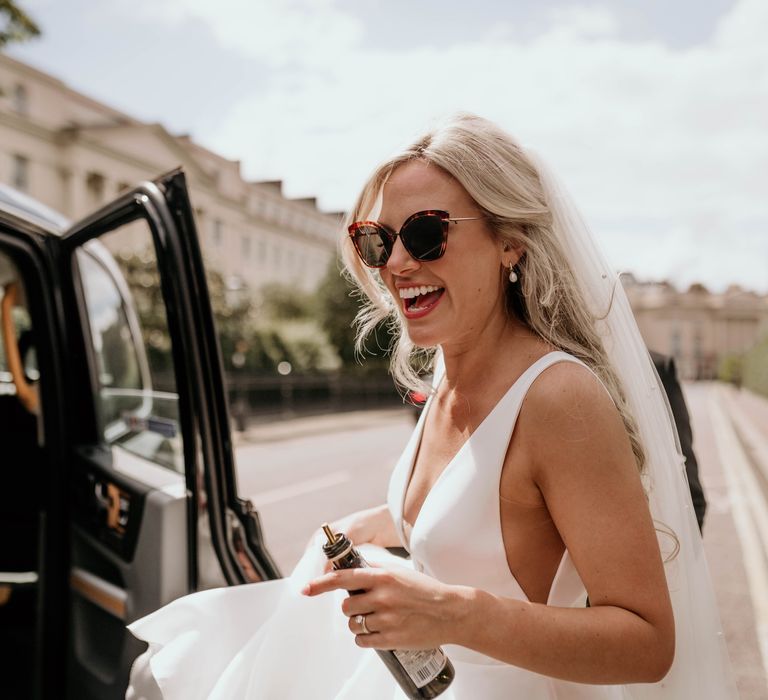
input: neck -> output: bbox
[438,313,538,395]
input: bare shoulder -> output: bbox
[521,359,617,425]
[515,359,633,484]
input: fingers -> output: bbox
[348,611,379,635]
[340,592,376,618]
[347,612,393,649]
[302,567,387,596]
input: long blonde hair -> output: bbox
[340,113,645,473]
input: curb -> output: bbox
[231,407,413,446]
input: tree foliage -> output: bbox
[0,1,40,47]
[741,333,768,398]
[718,333,768,398]
[116,249,342,375]
[258,282,315,320]
[314,257,394,373]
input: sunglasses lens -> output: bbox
[402,215,446,261]
[352,225,391,267]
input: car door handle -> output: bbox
[70,567,127,621]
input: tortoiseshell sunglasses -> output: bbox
[347,210,482,269]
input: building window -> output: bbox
[258,239,267,263]
[212,219,223,247]
[13,83,28,115]
[86,171,106,203]
[242,234,251,258]
[12,154,29,191]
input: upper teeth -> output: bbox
[399,285,441,299]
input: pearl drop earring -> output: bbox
[508,263,518,284]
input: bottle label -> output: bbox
[392,647,446,688]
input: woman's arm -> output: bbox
[1,283,38,415]
[305,363,675,684]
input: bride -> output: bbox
[128,113,737,699]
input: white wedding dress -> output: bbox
[127,350,735,699]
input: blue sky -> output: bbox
[8,0,767,292]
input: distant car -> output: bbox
[0,172,279,700]
[406,373,433,421]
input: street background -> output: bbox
[233,382,768,699]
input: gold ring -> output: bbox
[355,614,370,634]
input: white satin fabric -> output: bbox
[127,542,415,700]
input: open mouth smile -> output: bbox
[399,284,445,319]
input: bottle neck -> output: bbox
[325,540,354,563]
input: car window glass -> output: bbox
[77,219,184,474]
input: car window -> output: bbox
[77,220,184,474]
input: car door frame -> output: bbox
[58,169,280,589]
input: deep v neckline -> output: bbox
[400,355,551,546]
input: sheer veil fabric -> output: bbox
[127,153,737,699]
[526,151,737,698]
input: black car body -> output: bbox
[0,171,279,699]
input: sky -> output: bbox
[7,0,768,293]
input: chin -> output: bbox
[403,322,443,349]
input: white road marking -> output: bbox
[723,390,768,486]
[709,387,768,682]
[248,470,352,507]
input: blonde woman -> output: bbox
[128,114,735,699]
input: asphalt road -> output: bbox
[234,408,415,572]
[234,383,768,697]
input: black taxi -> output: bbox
[0,171,280,699]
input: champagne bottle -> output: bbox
[321,523,455,699]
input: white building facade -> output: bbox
[0,53,342,293]
[623,276,768,380]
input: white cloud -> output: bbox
[119,0,363,66]
[113,0,768,291]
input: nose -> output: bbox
[385,235,420,275]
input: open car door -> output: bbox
[39,169,280,699]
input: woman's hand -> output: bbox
[328,504,400,549]
[301,565,467,651]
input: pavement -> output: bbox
[685,382,768,698]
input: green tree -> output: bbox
[717,353,743,387]
[741,333,768,398]
[115,249,258,375]
[258,282,314,320]
[117,249,344,375]
[0,1,40,47]
[315,257,393,372]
